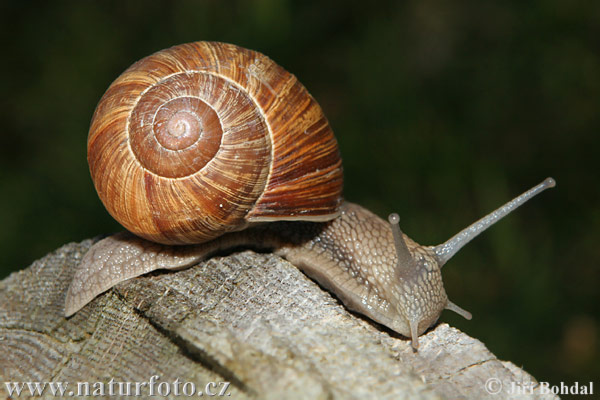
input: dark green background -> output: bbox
[1,0,598,389]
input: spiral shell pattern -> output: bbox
[88,42,343,244]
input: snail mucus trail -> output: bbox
[65,42,555,349]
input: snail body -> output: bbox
[66,42,555,349]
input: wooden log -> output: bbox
[0,239,557,399]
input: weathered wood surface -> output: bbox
[0,238,557,399]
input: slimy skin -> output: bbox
[65,202,454,347]
[66,178,555,349]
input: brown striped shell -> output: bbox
[88,42,343,245]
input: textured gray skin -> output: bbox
[65,202,453,347]
[65,178,555,349]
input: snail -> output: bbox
[65,41,555,349]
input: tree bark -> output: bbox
[0,238,557,399]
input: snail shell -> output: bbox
[88,42,343,244]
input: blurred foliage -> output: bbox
[1,0,598,389]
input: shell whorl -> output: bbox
[88,42,343,244]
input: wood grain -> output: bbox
[0,239,557,399]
